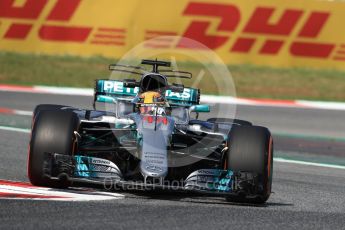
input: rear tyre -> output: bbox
[28,110,79,188]
[207,118,252,126]
[225,125,273,203]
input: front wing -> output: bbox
[43,153,261,197]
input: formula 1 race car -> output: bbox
[28,59,273,203]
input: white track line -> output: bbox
[0,183,124,201]
[33,86,94,96]
[296,100,345,110]
[12,110,33,116]
[0,126,30,133]
[273,158,345,170]
[0,107,32,116]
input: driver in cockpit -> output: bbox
[137,91,166,114]
[139,91,164,104]
[134,74,167,114]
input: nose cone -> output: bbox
[137,115,174,178]
[140,129,169,178]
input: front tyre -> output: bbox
[225,126,273,203]
[28,110,79,188]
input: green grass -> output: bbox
[0,52,109,87]
[1,52,345,101]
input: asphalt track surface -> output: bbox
[0,91,345,229]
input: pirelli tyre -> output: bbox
[28,110,79,188]
[207,118,252,126]
[32,104,73,127]
[225,125,273,203]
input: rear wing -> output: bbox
[109,60,192,79]
[94,79,200,105]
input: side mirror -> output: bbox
[123,79,138,88]
[190,104,210,113]
[169,83,184,93]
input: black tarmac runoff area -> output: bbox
[0,91,344,230]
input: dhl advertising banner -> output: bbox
[1,0,345,70]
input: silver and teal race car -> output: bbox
[28,59,273,203]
